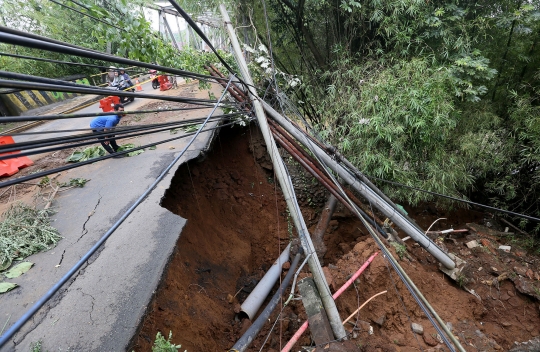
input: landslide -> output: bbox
[131,124,540,352]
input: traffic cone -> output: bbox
[135,78,143,91]
[0,136,34,177]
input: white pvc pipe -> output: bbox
[240,244,291,320]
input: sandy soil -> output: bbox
[131,125,540,352]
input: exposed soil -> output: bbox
[132,124,540,352]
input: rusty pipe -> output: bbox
[209,64,248,99]
[269,121,384,227]
[272,128,386,237]
[205,66,247,104]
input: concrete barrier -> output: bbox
[0,77,91,116]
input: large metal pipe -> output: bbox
[263,102,456,270]
[240,244,291,320]
[231,249,303,352]
[219,5,347,339]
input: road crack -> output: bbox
[77,195,102,242]
[80,290,96,324]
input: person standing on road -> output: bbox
[90,104,126,157]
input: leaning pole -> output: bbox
[219,4,347,341]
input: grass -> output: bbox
[390,242,407,260]
[152,331,186,352]
[456,273,467,288]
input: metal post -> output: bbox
[261,102,456,270]
[219,4,347,340]
[163,14,180,50]
[175,15,184,48]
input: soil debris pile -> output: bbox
[132,125,540,352]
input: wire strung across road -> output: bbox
[0,114,243,159]
[3,118,220,137]
[0,52,109,70]
[0,79,228,107]
[0,115,246,190]
[0,106,215,124]
[0,79,237,349]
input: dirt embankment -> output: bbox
[132,125,540,352]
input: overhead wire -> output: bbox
[0,52,108,70]
[0,28,230,83]
[0,106,213,124]
[0,78,236,348]
[47,0,125,31]
[0,114,242,159]
[0,79,227,107]
[0,117,247,190]
[365,176,540,223]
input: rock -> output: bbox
[466,240,479,249]
[499,291,510,300]
[373,315,386,326]
[328,264,338,270]
[526,269,534,279]
[411,322,424,335]
[514,266,528,276]
[423,333,439,346]
[499,245,511,252]
[227,294,234,304]
[357,320,371,332]
[502,321,512,327]
[233,303,241,314]
[282,261,291,270]
[338,243,351,253]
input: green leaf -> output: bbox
[4,262,34,278]
[0,282,18,293]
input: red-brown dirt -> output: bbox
[131,125,540,352]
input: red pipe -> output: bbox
[281,252,379,352]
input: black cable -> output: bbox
[0,52,108,70]
[0,25,103,53]
[47,0,125,31]
[0,106,211,124]
[0,29,230,83]
[367,176,540,223]
[0,79,229,107]
[167,0,238,77]
[0,118,249,189]
[0,70,107,89]
[0,114,241,156]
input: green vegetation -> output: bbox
[220,0,540,235]
[0,203,61,271]
[152,331,186,352]
[0,0,237,82]
[390,242,407,260]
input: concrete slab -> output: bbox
[0,111,221,350]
